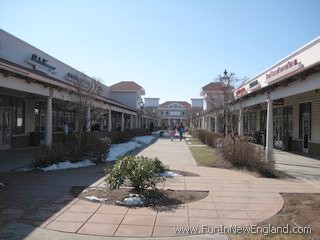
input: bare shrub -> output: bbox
[216,136,276,177]
[197,130,223,148]
[34,133,111,167]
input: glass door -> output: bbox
[0,109,11,150]
[302,112,310,153]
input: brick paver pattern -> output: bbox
[41,138,320,237]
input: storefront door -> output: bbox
[0,109,11,150]
[302,112,310,153]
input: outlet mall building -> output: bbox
[234,36,320,158]
[0,29,146,150]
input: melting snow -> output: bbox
[107,141,142,161]
[116,194,144,206]
[159,171,180,177]
[41,159,95,171]
[133,136,155,145]
[85,196,107,202]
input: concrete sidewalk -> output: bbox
[2,138,316,239]
[274,149,320,187]
[138,138,197,167]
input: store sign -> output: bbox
[265,59,304,84]
[249,79,261,92]
[29,54,56,72]
[235,87,248,98]
[65,72,90,87]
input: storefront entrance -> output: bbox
[302,112,310,153]
[0,108,11,150]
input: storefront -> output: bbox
[234,36,320,159]
[0,29,138,150]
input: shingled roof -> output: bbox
[110,81,145,94]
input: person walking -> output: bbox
[170,123,176,141]
[177,122,185,141]
[149,121,154,133]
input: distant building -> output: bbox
[158,101,191,127]
[109,81,145,110]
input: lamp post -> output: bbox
[221,69,233,137]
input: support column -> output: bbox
[45,89,53,146]
[108,107,112,132]
[202,115,206,130]
[135,115,138,128]
[86,106,91,132]
[130,115,134,129]
[121,111,124,132]
[238,108,244,135]
[266,99,273,162]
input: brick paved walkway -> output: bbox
[40,138,320,237]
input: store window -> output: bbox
[12,98,25,134]
[243,112,256,135]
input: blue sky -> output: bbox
[1,0,319,102]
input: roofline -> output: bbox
[0,59,136,112]
[242,36,320,87]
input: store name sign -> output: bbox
[235,87,248,98]
[265,59,303,83]
[30,54,56,71]
[65,72,91,88]
[249,79,261,92]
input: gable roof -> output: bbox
[201,82,233,96]
[110,81,145,95]
[159,101,191,108]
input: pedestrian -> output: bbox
[63,122,69,143]
[177,122,185,141]
[170,123,176,141]
[63,122,69,135]
[149,121,154,133]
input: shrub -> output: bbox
[197,130,223,148]
[33,133,111,167]
[105,155,169,193]
[216,136,276,177]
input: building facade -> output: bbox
[158,101,191,127]
[233,36,320,158]
[0,29,141,150]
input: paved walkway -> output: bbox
[32,138,320,238]
[274,149,320,187]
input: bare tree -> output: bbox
[60,72,103,135]
[188,107,202,134]
[205,70,247,139]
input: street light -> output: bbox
[221,69,233,136]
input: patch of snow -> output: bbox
[41,159,95,171]
[162,132,171,137]
[159,171,180,177]
[116,194,144,206]
[85,196,107,202]
[152,130,162,136]
[133,136,155,145]
[107,141,142,162]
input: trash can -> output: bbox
[30,132,41,146]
